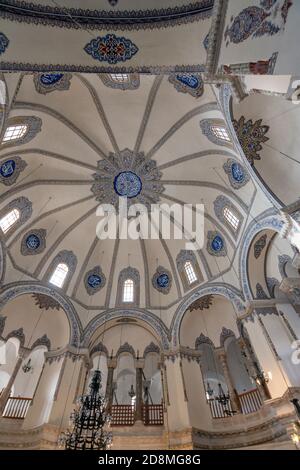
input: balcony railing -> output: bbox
[208,397,234,418]
[111,404,135,426]
[142,404,164,425]
[2,396,32,419]
[238,388,263,415]
[110,404,164,426]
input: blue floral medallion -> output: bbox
[211,235,224,252]
[0,159,15,178]
[34,73,72,95]
[87,274,102,289]
[21,228,46,256]
[0,32,9,55]
[84,34,139,64]
[231,162,244,182]
[40,73,64,86]
[169,73,204,98]
[157,273,170,289]
[84,266,106,295]
[223,158,249,190]
[114,171,142,198]
[225,6,270,44]
[152,266,172,294]
[0,157,27,187]
[176,74,199,89]
[26,234,40,250]
[207,231,227,257]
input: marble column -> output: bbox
[135,358,144,421]
[105,357,116,411]
[0,351,25,414]
[217,350,240,412]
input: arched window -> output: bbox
[49,263,69,288]
[211,125,230,142]
[123,278,134,303]
[184,260,197,285]
[2,124,27,143]
[223,206,240,231]
[110,73,129,83]
[117,267,140,306]
[176,250,203,291]
[0,208,20,233]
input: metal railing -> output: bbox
[208,397,234,418]
[111,404,135,426]
[2,396,32,419]
[142,404,164,425]
[238,388,263,415]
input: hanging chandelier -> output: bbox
[58,370,112,450]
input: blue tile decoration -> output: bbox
[84,34,138,64]
[0,33,9,55]
[114,171,142,198]
[169,73,204,98]
[0,157,27,186]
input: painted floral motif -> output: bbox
[152,266,172,294]
[169,73,204,98]
[207,231,227,257]
[108,0,118,5]
[225,1,293,46]
[0,157,27,186]
[232,116,269,166]
[92,148,164,210]
[253,21,280,38]
[223,158,250,190]
[40,73,64,85]
[231,162,245,182]
[21,229,46,256]
[0,32,9,55]
[84,34,138,64]
[26,234,40,250]
[225,7,270,44]
[114,171,142,198]
[84,266,106,295]
[34,73,72,94]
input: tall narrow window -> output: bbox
[184,261,197,285]
[110,73,129,83]
[0,208,20,233]
[2,124,27,143]
[223,206,240,231]
[123,278,134,302]
[211,125,230,142]
[49,263,69,288]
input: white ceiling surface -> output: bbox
[0,73,256,320]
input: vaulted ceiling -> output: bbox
[0,72,255,314]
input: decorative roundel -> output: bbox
[87,274,102,289]
[0,159,16,178]
[113,171,142,198]
[40,73,64,86]
[176,74,199,89]
[211,235,224,252]
[156,273,170,289]
[26,234,41,250]
[231,162,245,182]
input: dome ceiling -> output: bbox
[0,72,251,314]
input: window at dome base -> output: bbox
[2,124,27,143]
[0,208,20,233]
[49,263,69,288]
[223,207,240,232]
[184,261,197,285]
[211,125,230,142]
[123,278,134,302]
[110,73,129,83]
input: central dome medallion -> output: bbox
[114,171,142,198]
[92,148,164,209]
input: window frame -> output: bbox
[49,262,69,289]
[0,208,20,234]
